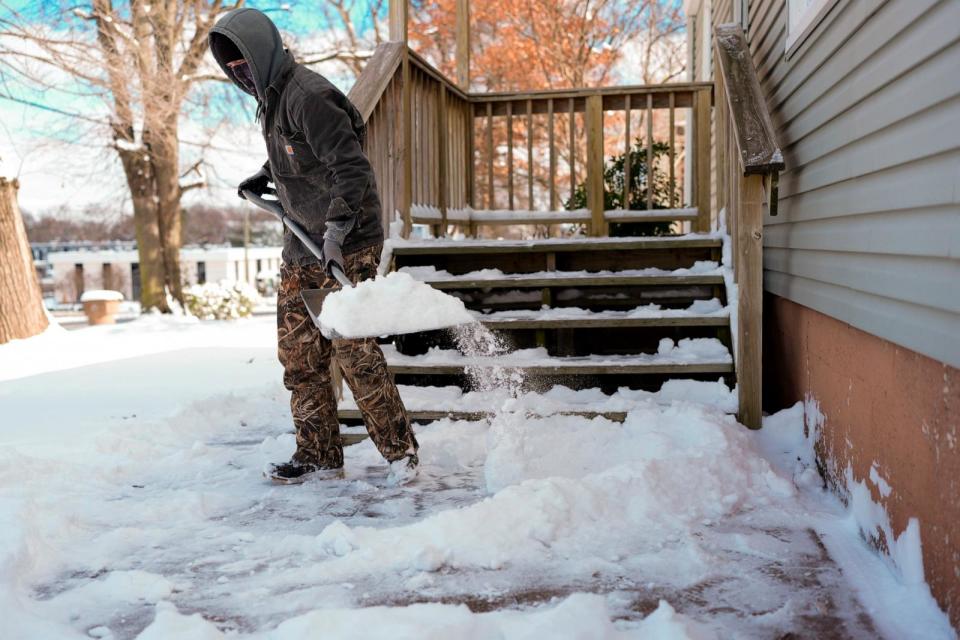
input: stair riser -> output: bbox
[450,285,725,313]
[394,325,730,358]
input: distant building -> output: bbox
[46,245,283,303]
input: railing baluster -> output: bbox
[527,98,534,210]
[438,84,448,235]
[646,93,653,212]
[507,100,514,210]
[669,91,676,209]
[568,97,575,204]
[548,98,556,212]
[466,99,474,209]
[624,94,631,210]
[486,101,494,210]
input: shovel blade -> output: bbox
[300,287,472,340]
[300,288,347,339]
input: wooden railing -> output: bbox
[469,84,712,236]
[348,43,713,238]
[713,24,784,429]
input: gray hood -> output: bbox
[209,7,289,102]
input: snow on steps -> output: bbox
[473,299,729,329]
[382,338,733,376]
[338,380,738,426]
[399,263,725,290]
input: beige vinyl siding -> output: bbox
[745,0,960,367]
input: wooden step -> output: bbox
[392,235,721,256]
[388,361,733,376]
[338,408,629,423]
[477,314,728,330]
[392,236,722,274]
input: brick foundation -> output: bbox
[763,294,959,627]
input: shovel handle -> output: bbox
[243,189,351,288]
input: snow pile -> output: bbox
[319,271,475,338]
[339,379,739,415]
[1,317,955,638]
[306,403,794,581]
[137,594,714,639]
[184,280,260,320]
[79,289,124,302]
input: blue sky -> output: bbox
[0,1,687,214]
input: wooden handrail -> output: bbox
[714,24,784,175]
[347,42,405,122]
[713,23,784,430]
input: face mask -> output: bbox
[227,58,256,95]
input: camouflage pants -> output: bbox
[277,243,417,468]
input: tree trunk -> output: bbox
[0,177,49,344]
[153,119,184,305]
[117,144,169,312]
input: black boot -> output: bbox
[265,460,344,484]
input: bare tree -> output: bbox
[0,0,239,311]
[0,176,48,343]
[288,0,389,81]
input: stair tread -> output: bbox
[383,341,733,374]
[474,301,729,329]
[339,408,629,423]
[402,264,725,289]
[391,234,722,255]
[337,381,737,419]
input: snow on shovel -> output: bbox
[243,190,474,339]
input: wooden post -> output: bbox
[400,49,413,236]
[585,94,606,237]
[0,177,49,344]
[455,0,470,89]
[389,0,407,42]
[737,174,764,429]
[694,88,712,232]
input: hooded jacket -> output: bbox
[209,8,383,264]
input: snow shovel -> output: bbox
[242,189,357,338]
[243,190,474,339]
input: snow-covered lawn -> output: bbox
[0,317,953,639]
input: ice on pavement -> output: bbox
[0,316,954,639]
[318,271,475,338]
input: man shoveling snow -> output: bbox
[209,8,419,485]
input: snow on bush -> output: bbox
[183,281,259,320]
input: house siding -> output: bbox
[744,0,960,367]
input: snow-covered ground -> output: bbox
[0,317,954,639]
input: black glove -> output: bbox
[238,166,273,200]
